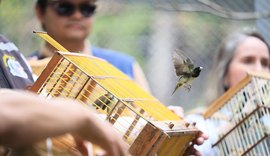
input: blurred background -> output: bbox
[0,0,270,111]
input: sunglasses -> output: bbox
[49,1,97,17]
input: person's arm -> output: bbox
[0,89,129,156]
[133,61,151,92]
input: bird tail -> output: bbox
[171,86,178,95]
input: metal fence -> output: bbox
[1,0,270,111]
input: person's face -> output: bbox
[36,0,95,42]
[225,36,270,88]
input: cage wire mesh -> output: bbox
[204,72,270,155]
[31,52,199,155]
[1,0,270,111]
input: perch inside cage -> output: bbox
[31,51,199,156]
[204,72,270,156]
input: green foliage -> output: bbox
[90,3,153,66]
[0,0,40,55]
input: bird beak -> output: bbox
[200,67,203,70]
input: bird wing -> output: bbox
[185,57,195,72]
[93,93,114,110]
[172,49,194,76]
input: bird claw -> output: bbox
[184,84,191,91]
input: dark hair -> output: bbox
[36,0,48,14]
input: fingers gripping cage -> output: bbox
[31,52,199,156]
[204,72,270,156]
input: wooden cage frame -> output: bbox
[204,72,270,156]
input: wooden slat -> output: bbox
[77,79,97,103]
[152,120,199,156]
[204,75,252,118]
[30,53,62,93]
[124,109,145,139]
[204,71,270,118]
[108,103,126,124]
[33,31,69,52]
[129,123,163,156]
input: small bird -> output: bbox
[93,93,116,113]
[172,49,203,95]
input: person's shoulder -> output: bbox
[0,34,19,51]
[91,46,134,62]
[0,34,8,42]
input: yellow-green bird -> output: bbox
[172,49,203,95]
[93,93,116,112]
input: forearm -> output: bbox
[0,89,90,147]
[0,89,128,156]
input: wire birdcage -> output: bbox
[204,72,270,156]
[30,51,199,156]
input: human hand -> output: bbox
[184,131,208,156]
[96,130,129,156]
[76,113,130,156]
[73,137,88,156]
[168,105,184,118]
[167,105,208,155]
[73,134,129,156]
[194,131,208,146]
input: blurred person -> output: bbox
[0,89,129,156]
[30,0,150,91]
[0,34,34,89]
[207,31,270,104]
[186,30,270,155]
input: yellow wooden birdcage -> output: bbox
[204,72,270,156]
[28,31,199,156]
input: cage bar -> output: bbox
[204,72,270,156]
[31,52,199,156]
